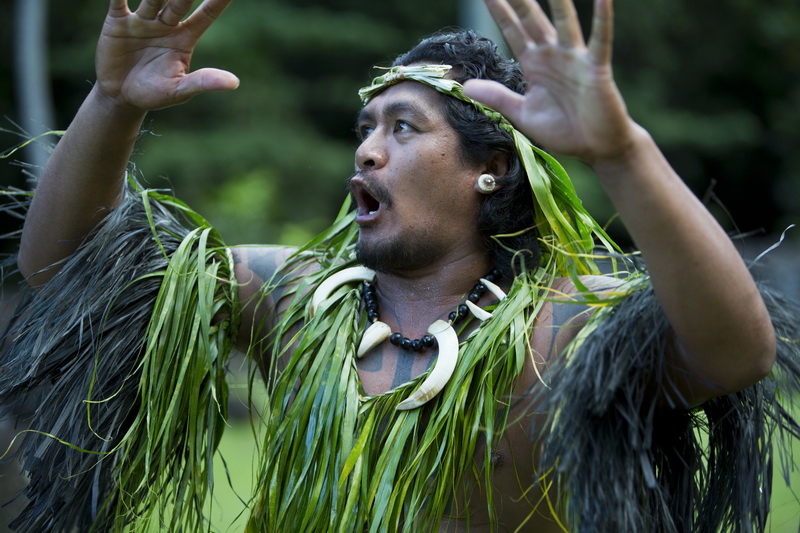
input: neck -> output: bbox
[371,253,495,338]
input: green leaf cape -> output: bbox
[1,65,798,532]
[0,180,798,532]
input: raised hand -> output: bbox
[96,0,239,112]
[464,0,637,164]
[466,0,778,407]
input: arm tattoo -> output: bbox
[240,247,291,306]
[548,300,591,361]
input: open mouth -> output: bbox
[350,179,384,224]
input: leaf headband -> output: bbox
[359,64,619,276]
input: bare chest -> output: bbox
[267,285,575,530]
[355,336,565,531]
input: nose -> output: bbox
[355,134,387,171]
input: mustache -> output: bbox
[348,172,393,208]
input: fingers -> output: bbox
[463,79,524,123]
[184,0,235,36]
[484,0,530,58]
[158,0,196,26]
[587,0,613,65]
[485,0,554,54]
[176,68,240,101]
[486,0,614,66]
[132,0,231,31]
[546,0,584,47]
[108,0,131,15]
[135,0,163,20]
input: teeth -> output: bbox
[357,320,392,358]
[396,320,459,410]
[369,210,377,215]
[310,266,376,318]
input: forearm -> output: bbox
[18,84,147,286]
[593,125,775,395]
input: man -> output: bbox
[1,0,796,531]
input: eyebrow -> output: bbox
[356,100,432,126]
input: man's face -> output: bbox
[350,82,486,273]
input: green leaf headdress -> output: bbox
[359,64,620,277]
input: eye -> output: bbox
[357,124,374,141]
[395,120,414,133]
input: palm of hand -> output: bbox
[93,0,237,113]
[514,44,631,163]
[96,13,198,111]
[465,0,638,164]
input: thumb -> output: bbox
[176,68,240,100]
[463,79,523,123]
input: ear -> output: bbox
[473,151,509,193]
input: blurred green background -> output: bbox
[1,0,799,531]
[2,0,799,251]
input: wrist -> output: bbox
[89,83,148,122]
[590,123,655,176]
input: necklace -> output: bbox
[309,264,507,409]
[361,268,502,353]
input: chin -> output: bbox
[356,237,440,273]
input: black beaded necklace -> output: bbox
[362,268,502,352]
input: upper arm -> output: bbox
[664,333,771,409]
[232,245,298,357]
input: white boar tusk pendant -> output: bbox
[465,300,492,321]
[310,266,375,318]
[396,320,459,410]
[357,320,392,358]
[480,277,507,301]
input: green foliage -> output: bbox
[242,207,550,530]
[102,185,238,532]
[610,0,800,239]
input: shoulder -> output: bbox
[540,274,623,329]
[231,246,321,352]
[549,274,623,299]
[520,275,624,380]
[232,246,298,295]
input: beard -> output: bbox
[351,175,445,272]
[355,230,444,273]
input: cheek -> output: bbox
[429,182,482,226]
[391,146,480,215]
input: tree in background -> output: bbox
[1,0,798,247]
[611,0,800,243]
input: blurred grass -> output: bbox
[206,422,259,532]
[207,405,799,531]
[768,425,800,532]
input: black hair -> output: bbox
[392,30,540,279]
